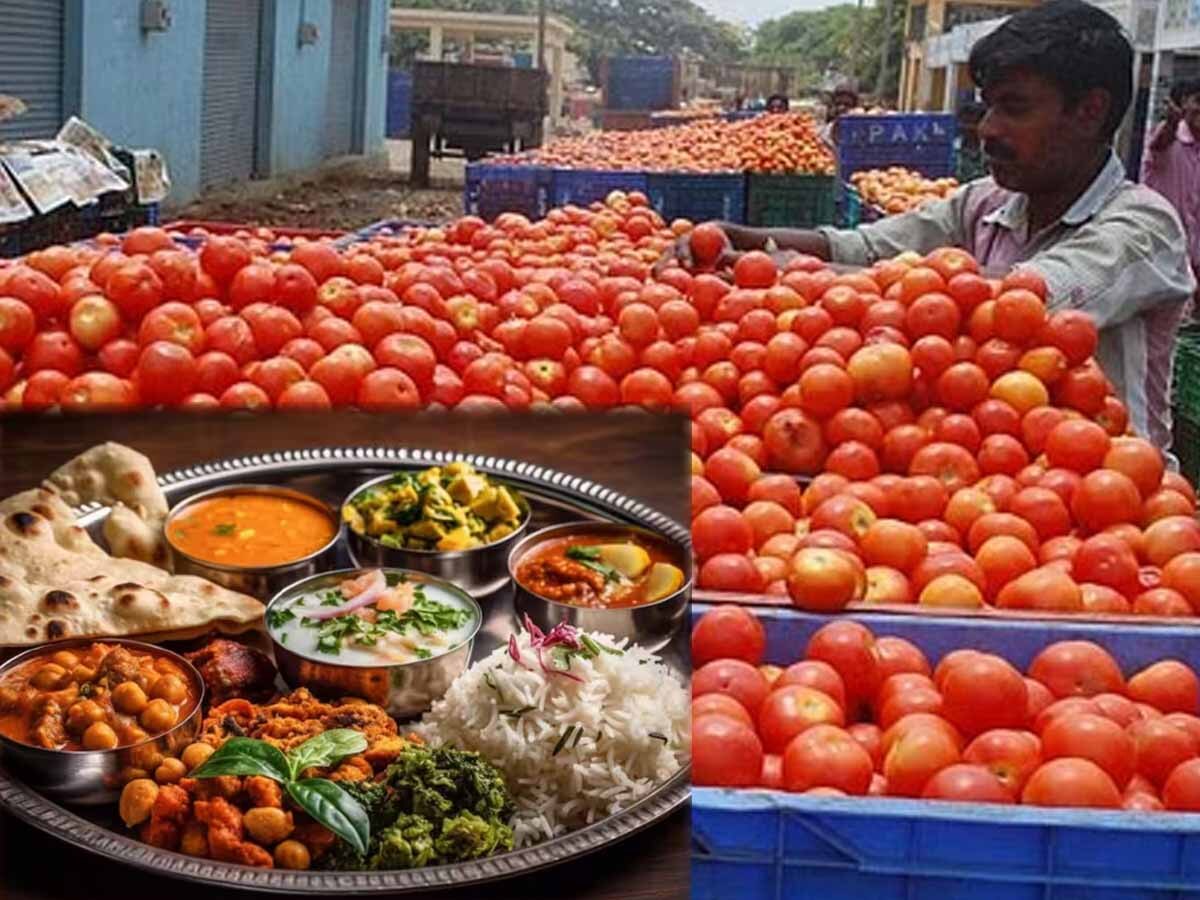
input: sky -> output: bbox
[697,0,841,27]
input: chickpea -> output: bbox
[70,665,96,683]
[118,778,159,827]
[118,724,148,746]
[180,823,208,857]
[118,766,149,784]
[30,663,67,691]
[273,840,311,871]
[155,757,187,784]
[50,650,79,669]
[82,721,118,750]
[139,698,177,733]
[181,742,215,771]
[150,674,187,705]
[112,681,149,715]
[130,744,164,771]
[243,807,293,845]
[65,699,105,734]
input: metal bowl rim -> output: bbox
[506,519,694,613]
[340,470,533,559]
[264,566,483,671]
[0,636,206,757]
[163,483,342,575]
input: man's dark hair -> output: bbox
[767,94,790,111]
[968,0,1132,140]
[957,100,986,122]
[1171,78,1200,105]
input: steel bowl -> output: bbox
[507,521,691,653]
[164,484,341,602]
[266,568,482,720]
[341,472,531,596]
[0,638,205,806]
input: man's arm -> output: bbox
[1026,196,1196,328]
[1143,100,1183,179]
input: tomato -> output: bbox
[23,330,84,376]
[1041,713,1135,788]
[786,547,865,612]
[805,620,879,721]
[1128,661,1200,715]
[962,729,1043,795]
[884,722,961,797]
[732,251,776,288]
[1022,758,1121,808]
[132,301,204,355]
[7,266,64,324]
[922,763,1015,803]
[763,408,827,474]
[105,261,163,322]
[1029,641,1125,699]
[567,364,620,409]
[992,289,1046,345]
[310,345,374,406]
[693,714,764,787]
[1072,469,1142,534]
[747,473,803,517]
[59,372,134,411]
[691,605,766,668]
[759,685,846,753]
[692,505,754,561]
[1143,516,1200,567]
[0,297,36,353]
[1129,718,1197,788]
[859,519,927,573]
[1040,309,1098,366]
[199,237,253,285]
[135,341,197,406]
[699,553,765,592]
[694,658,771,718]
[66,295,121,352]
[783,724,873,795]
[995,566,1083,612]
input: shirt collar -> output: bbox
[980,150,1126,232]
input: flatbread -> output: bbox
[45,442,169,567]
[0,486,262,647]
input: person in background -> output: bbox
[1142,78,1200,314]
[956,100,988,183]
[766,94,790,114]
[666,0,1196,450]
[820,83,860,148]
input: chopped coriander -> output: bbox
[565,545,622,583]
[266,607,296,629]
[414,647,432,660]
[212,523,236,537]
[320,589,344,607]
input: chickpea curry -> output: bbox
[0,643,199,752]
[515,533,686,608]
[167,493,336,568]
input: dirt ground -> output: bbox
[171,140,464,231]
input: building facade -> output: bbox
[0,0,390,205]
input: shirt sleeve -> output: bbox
[817,186,974,266]
[1026,192,1196,328]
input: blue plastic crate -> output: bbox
[464,163,552,221]
[550,168,649,208]
[838,113,958,180]
[646,172,746,224]
[386,69,412,139]
[606,56,675,111]
[691,603,1200,900]
[723,110,763,122]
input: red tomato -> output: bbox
[782,724,873,794]
[693,714,764,787]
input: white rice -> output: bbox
[415,629,690,847]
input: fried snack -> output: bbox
[184,639,277,704]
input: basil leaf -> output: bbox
[286,728,368,779]
[189,737,290,783]
[286,779,370,855]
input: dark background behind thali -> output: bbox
[0,411,690,900]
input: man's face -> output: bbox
[959,115,982,146]
[978,68,1106,194]
[832,93,856,118]
[1183,91,1200,136]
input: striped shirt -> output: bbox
[819,151,1197,449]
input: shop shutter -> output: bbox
[326,0,360,158]
[200,0,262,188]
[0,0,65,141]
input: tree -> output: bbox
[751,2,906,102]
[389,0,749,78]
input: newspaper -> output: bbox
[0,163,33,224]
[132,148,170,203]
[0,142,129,214]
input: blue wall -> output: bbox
[71,0,206,203]
[69,0,388,206]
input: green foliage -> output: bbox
[751,1,907,101]
[389,0,748,80]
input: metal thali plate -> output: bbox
[0,446,691,894]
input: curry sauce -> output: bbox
[167,493,336,568]
[515,533,686,609]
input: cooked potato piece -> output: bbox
[30,664,67,691]
[50,650,79,669]
[595,543,652,578]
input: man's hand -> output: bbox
[1152,99,1185,152]
[653,224,739,278]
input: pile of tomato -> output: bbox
[685,227,1200,618]
[492,113,835,175]
[692,605,1200,810]
[849,167,959,216]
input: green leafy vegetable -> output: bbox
[212,523,236,537]
[287,729,369,779]
[190,737,292,783]
[287,779,371,856]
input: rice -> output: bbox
[415,628,689,847]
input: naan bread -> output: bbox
[0,487,262,647]
[45,442,169,567]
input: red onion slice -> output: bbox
[305,569,387,620]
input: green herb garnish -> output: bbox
[320,590,344,607]
[313,594,471,655]
[191,730,371,855]
[212,523,236,537]
[500,705,536,719]
[649,732,669,744]
[565,545,622,583]
[552,726,578,756]
[414,647,432,660]
[266,607,296,629]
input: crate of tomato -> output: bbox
[691,603,1200,900]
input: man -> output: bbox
[766,94,791,114]
[820,83,860,149]
[1142,78,1200,310]
[678,0,1195,449]
[955,100,988,183]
